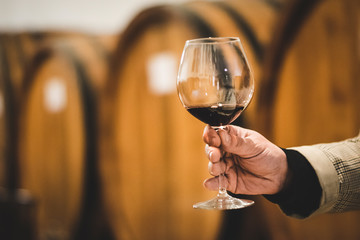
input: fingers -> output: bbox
[204,168,247,194]
[203,125,221,147]
[204,176,229,191]
[217,126,242,153]
[217,126,259,158]
[203,125,252,155]
[208,158,234,176]
[205,144,221,163]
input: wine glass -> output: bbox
[177,37,255,210]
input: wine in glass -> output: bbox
[177,37,255,210]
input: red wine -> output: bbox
[186,105,244,126]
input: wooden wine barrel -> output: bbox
[17,36,115,239]
[19,46,87,240]
[0,31,117,191]
[0,31,118,239]
[251,0,360,240]
[0,32,65,240]
[99,1,282,239]
[273,0,359,145]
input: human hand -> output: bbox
[203,125,288,195]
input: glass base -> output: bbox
[193,193,254,210]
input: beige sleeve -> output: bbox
[290,132,360,215]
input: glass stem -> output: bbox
[218,172,227,197]
[213,126,228,198]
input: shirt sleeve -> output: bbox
[264,133,360,218]
[291,133,360,215]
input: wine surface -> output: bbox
[186,105,244,126]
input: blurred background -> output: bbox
[0,0,190,34]
[0,0,359,239]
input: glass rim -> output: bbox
[185,37,240,45]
